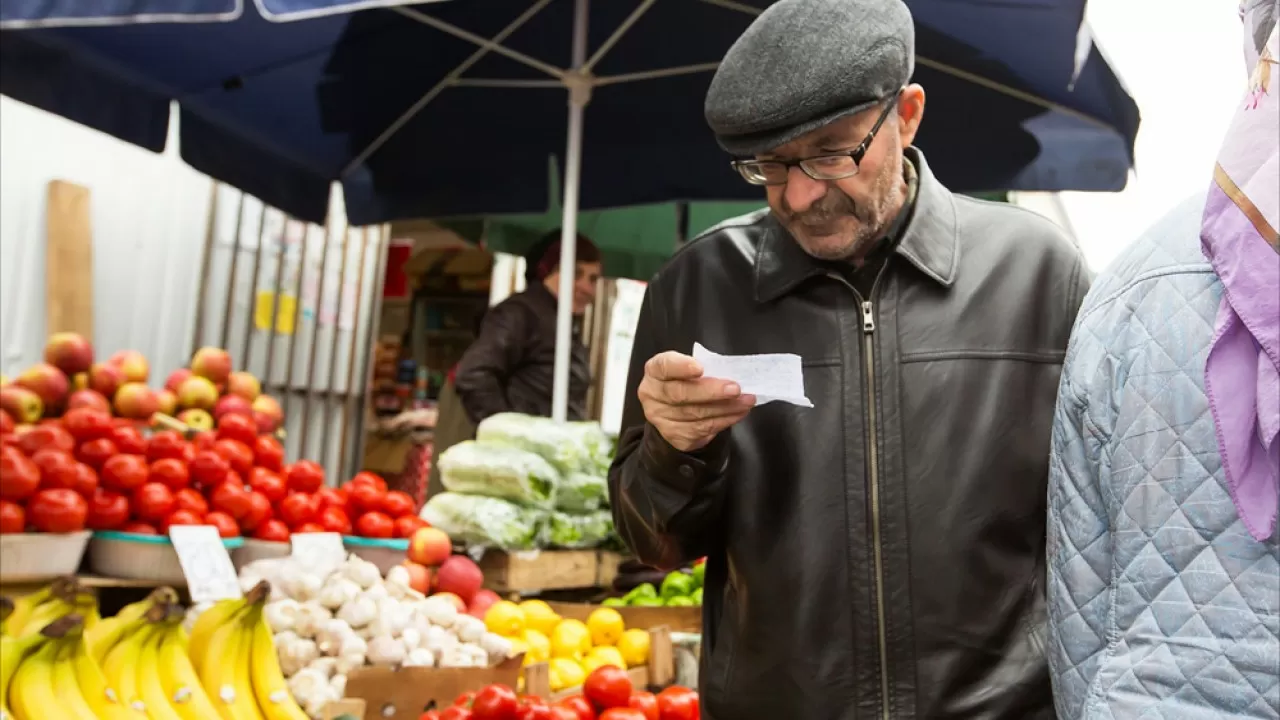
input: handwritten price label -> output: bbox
[169,526,241,603]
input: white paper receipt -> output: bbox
[692,342,813,408]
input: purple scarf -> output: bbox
[1201,1,1279,542]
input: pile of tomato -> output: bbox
[423,667,699,720]
[0,408,426,540]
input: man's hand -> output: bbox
[638,351,756,452]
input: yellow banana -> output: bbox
[8,637,69,720]
[188,597,246,675]
[103,620,152,715]
[137,624,186,720]
[49,639,101,720]
[157,622,221,720]
[247,610,309,720]
[67,632,138,720]
[3,587,52,637]
[20,598,72,638]
[198,609,263,720]
[0,633,45,718]
[0,596,13,636]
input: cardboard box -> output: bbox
[340,655,523,719]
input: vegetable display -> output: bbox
[438,442,560,507]
[475,414,612,477]
[604,562,704,608]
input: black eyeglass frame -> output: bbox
[730,90,903,186]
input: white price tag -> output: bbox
[169,526,242,603]
[290,532,347,578]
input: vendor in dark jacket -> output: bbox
[608,0,1091,718]
[454,231,602,425]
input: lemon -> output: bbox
[484,601,527,637]
[586,607,626,647]
[587,645,627,670]
[616,628,651,667]
[550,619,593,659]
[522,628,551,663]
[519,600,562,636]
[549,657,585,691]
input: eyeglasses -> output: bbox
[731,92,901,186]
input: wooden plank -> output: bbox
[45,180,94,341]
[479,550,600,594]
[546,601,702,634]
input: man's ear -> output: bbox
[897,84,925,147]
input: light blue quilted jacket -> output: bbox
[1047,193,1280,720]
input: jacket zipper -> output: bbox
[858,291,891,720]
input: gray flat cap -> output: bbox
[706,0,915,156]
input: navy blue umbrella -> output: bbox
[1,0,1140,419]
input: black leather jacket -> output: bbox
[609,149,1090,720]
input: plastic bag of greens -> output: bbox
[569,421,614,475]
[547,510,614,549]
[420,492,548,550]
[438,440,560,507]
[554,473,609,513]
[477,413,604,475]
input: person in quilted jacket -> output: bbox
[1046,2,1279,717]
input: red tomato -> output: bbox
[251,518,289,542]
[17,425,75,456]
[394,515,428,539]
[247,467,287,503]
[240,490,273,531]
[318,506,352,534]
[278,493,319,528]
[120,520,158,535]
[210,479,252,520]
[0,447,41,500]
[625,693,658,720]
[518,696,549,710]
[314,486,347,512]
[111,425,147,456]
[75,437,118,471]
[149,458,190,491]
[162,508,204,531]
[173,488,209,516]
[599,710,647,720]
[0,411,13,435]
[253,436,285,472]
[189,451,231,488]
[205,510,241,538]
[214,439,254,477]
[191,431,217,452]
[517,703,555,720]
[0,500,25,533]
[347,482,384,515]
[552,702,593,720]
[132,482,176,523]
[350,471,388,493]
[62,408,114,443]
[100,454,149,493]
[381,490,416,518]
[471,685,519,720]
[27,488,88,532]
[286,461,325,494]
[419,713,443,720]
[654,688,698,720]
[31,449,77,490]
[293,522,325,533]
[84,488,127,531]
[354,511,394,539]
[215,413,259,447]
[146,430,189,462]
[454,692,477,708]
[440,708,472,720]
[68,462,98,497]
[584,666,633,711]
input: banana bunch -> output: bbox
[2,577,100,639]
[2,613,138,720]
[187,580,311,720]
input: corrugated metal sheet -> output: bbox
[0,98,387,479]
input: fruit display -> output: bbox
[212,551,517,716]
[483,602,654,693]
[432,677,700,720]
[421,413,618,552]
[335,471,432,540]
[605,563,704,609]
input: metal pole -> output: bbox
[551,0,590,423]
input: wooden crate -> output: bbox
[479,550,601,593]
[523,626,674,702]
[339,654,523,719]
[546,601,702,634]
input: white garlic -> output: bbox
[341,557,382,589]
[366,635,406,667]
[263,598,300,634]
[315,618,356,656]
[318,577,361,611]
[453,615,486,644]
[479,633,514,662]
[279,638,319,677]
[336,595,377,628]
[403,647,436,668]
[293,602,333,639]
[305,656,338,679]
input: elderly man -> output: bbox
[607,0,1091,717]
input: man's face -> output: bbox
[762,86,924,262]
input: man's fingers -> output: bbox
[648,377,741,406]
[645,352,703,382]
[654,396,755,422]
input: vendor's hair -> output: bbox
[526,229,601,283]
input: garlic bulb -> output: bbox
[400,627,423,652]
[286,667,330,709]
[384,565,413,599]
[480,633,514,662]
[329,673,347,699]
[453,615,485,644]
[315,618,355,656]
[318,577,361,611]
[306,657,338,679]
[293,602,333,639]
[366,635,406,666]
[403,647,436,668]
[263,599,300,634]
[278,637,319,677]
[417,597,458,627]
[341,557,382,589]
[273,630,301,651]
[336,595,377,628]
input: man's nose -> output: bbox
[782,166,826,213]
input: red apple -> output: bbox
[430,592,468,614]
[87,363,126,398]
[43,333,93,377]
[0,386,43,424]
[434,555,483,604]
[108,350,149,383]
[113,383,159,420]
[156,390,178,416]
[407,526,452,567]
[177,408,214,432]
[177,376,219,411]
[15,363,69,410]
[467,589,501,619]
[252,395,283,433]
[164,369,193,394]
[401,561,433,595]
[226,371,261,402]
[190,347,232,384]
[212,394,252,420]
[66,389,111,414]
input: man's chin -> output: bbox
[795,231,859,261]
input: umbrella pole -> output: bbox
[551,0,590,423]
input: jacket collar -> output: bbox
[754,147,959,303]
